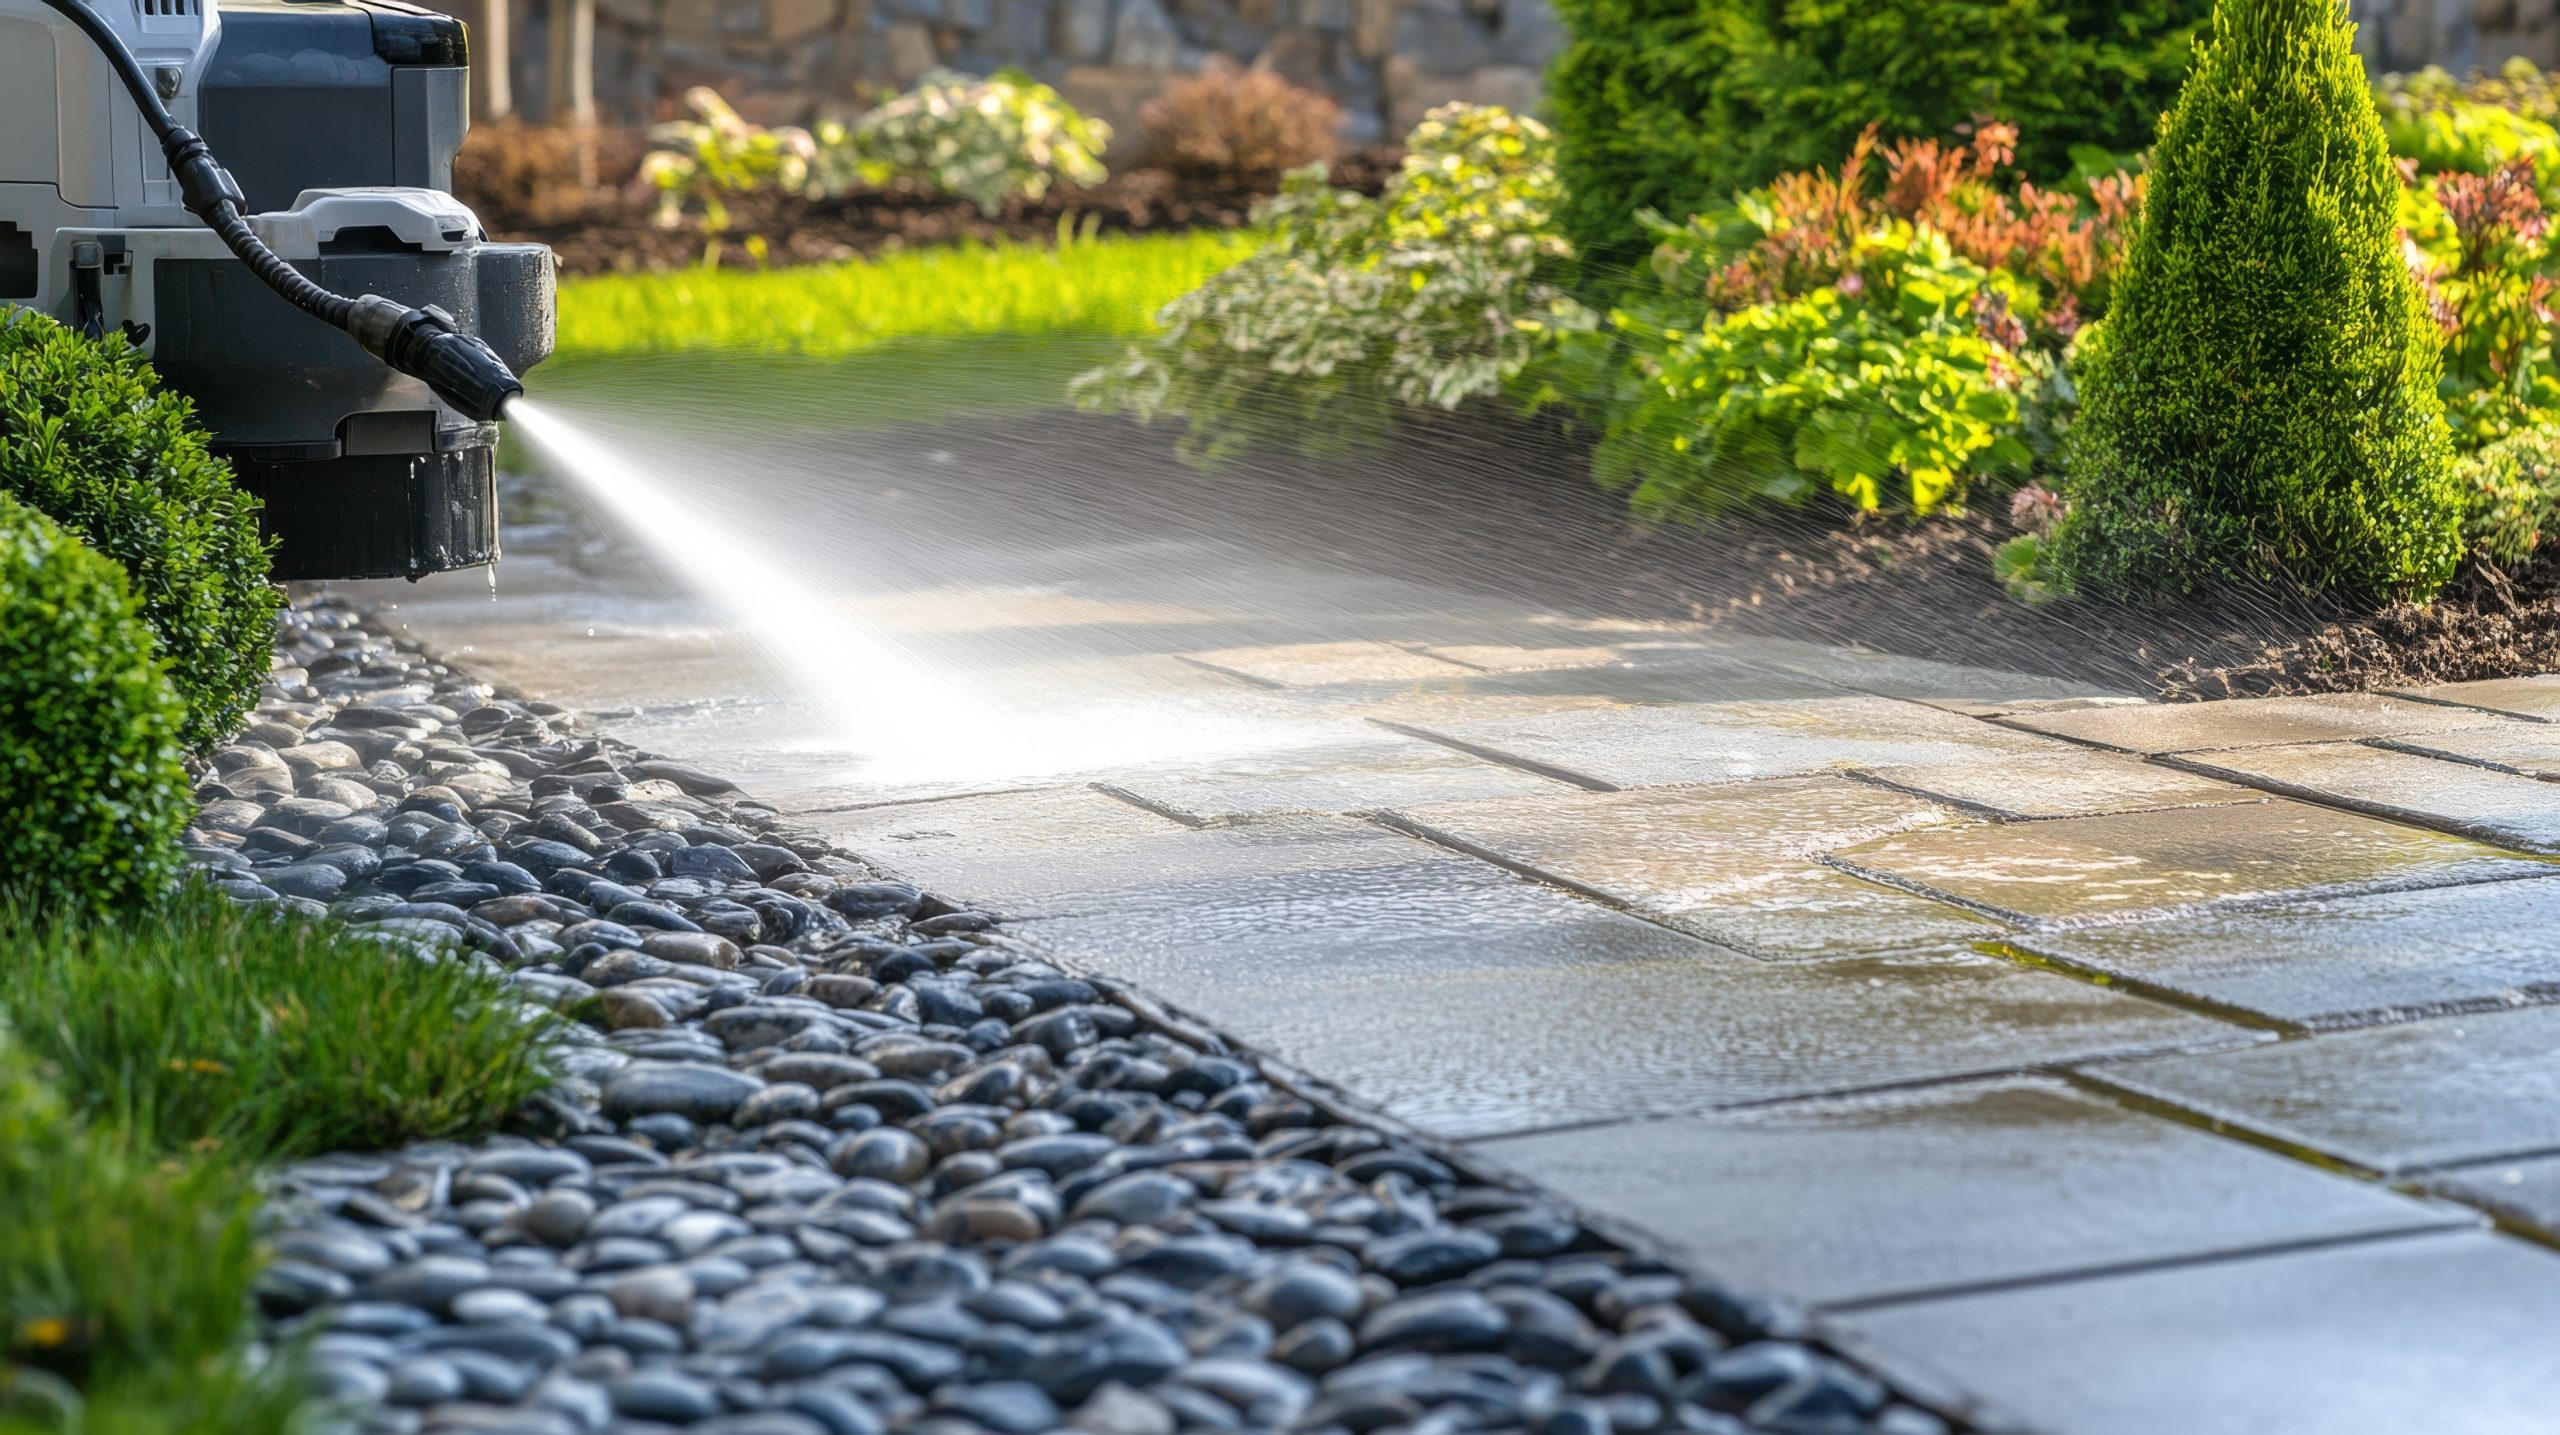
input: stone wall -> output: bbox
[468,0,1565,148]
[2352,0,2560,76]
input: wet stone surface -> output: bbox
[2394,673,2560,722]
[1097,735,1570,824]
[1470,1079,2468,1309]
[1827,1230,2560,1435]
[2081,1004,2560,1175]
[1860,751,2263,821]
[1829,799,2547,926]
[2167,742,2560,852]
[2419,1156,2560,1239]
[1180,640,1480,687]
[1998,692,2516,755]
[1388,780,2001,959]
[1403,695,2069,789]
[214,598,1949,1435]
[2016,878,2560,1027]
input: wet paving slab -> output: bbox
[2419,1155,2560,1238]
[1827,1229,2560,1435]
[1021,877,2244,1140]
[2166,740,2560,851]
[1829,799,2548,926]
[1998,691,2518,754]
[1470,1077,2472,1308]
[1862,749,2268,820]
[2080,1004,2560,1175]
[2376,720,2560,778]
[2394,672,2560,721]
[1402,694,2072,789]
[1095,733,1574,822]
[2013,877,2560,1027]
[1180,639,1482,686]
[1389,779,2003,957]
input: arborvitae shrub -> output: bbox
[2050,0,2464,602]
[1545,0,2210,269]
[0,494,187,917]
[0,312,278,750]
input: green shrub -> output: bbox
[2458,426,2560,564]
[0,494,187,919]
[0,1034,286,1431]
[1073,105,1595,458]
[1600,223,2039,517]
[1545,0,2211,267]
[820,69,1110,216]
[0,312,279,750]
[2048,0,2462,603]
[0,891,556,1161]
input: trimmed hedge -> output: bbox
[0,312,279,750]
[0,494,188,918]
[1546,0,2211,268]
[2050,0,2463,602]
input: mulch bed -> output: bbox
[459,129,1399,277]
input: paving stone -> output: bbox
[1406,695,2068,789]
[1472,1078,2468,1307]
[2393,672,2560,722]
[2419,1155,2560,1237]
[819,809,1448,917]
[1828,1230,2560,1435]
[1393,779,2001,957]
[1864,750,2265,819]
[2017,878,2560,1027]
[2083,1005,2560,1174]
[2170,741,2560,851]
[1097,736,1568,822]
[1830,799,2545,926]
[1709,639,2123,706]
[1027,880,2241,1138]
[2378,722,2560,778]
[1417,643,1625,672]
[2000,692,2514,754]
[1182,641,1478,687]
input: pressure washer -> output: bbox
[1,0,553,579]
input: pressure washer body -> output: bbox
[0,0,554,579]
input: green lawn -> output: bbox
[554,230,1254,360]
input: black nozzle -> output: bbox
[347,296,524,422]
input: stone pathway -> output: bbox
[338,514,2560,1432]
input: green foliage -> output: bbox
[2378,61,2560,194]
[2457,425,2560,564]
[0,891,556,1161]
[555,229,1250,359]
[638,86,816,254]
[1600,224,2037,517]
[1992,531,2059,603]
[0,1034,296,1434]
[2399,160,2560,446]
[0,312,279,750]
[1544,0,2211,267]
[2049,0,2462,603]
[1073,105,1596,458]
[824,69,1110,216]
[0,494,187,920]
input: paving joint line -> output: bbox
[2378,688,2558,723]
[1085,781,1212,829]
[2154,750,2560,856]
[1811,1221,2482,1317]
[1365,718,1623,791]
[1168,652,1291,690]
[2365,732,2560,783]
[1969,939,2301,1035]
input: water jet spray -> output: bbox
[1,0,552,579]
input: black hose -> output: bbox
[32,0,355,328]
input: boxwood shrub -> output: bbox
[0,494,188,917]
[0,312,279,750]
[2050,0,2463,602]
